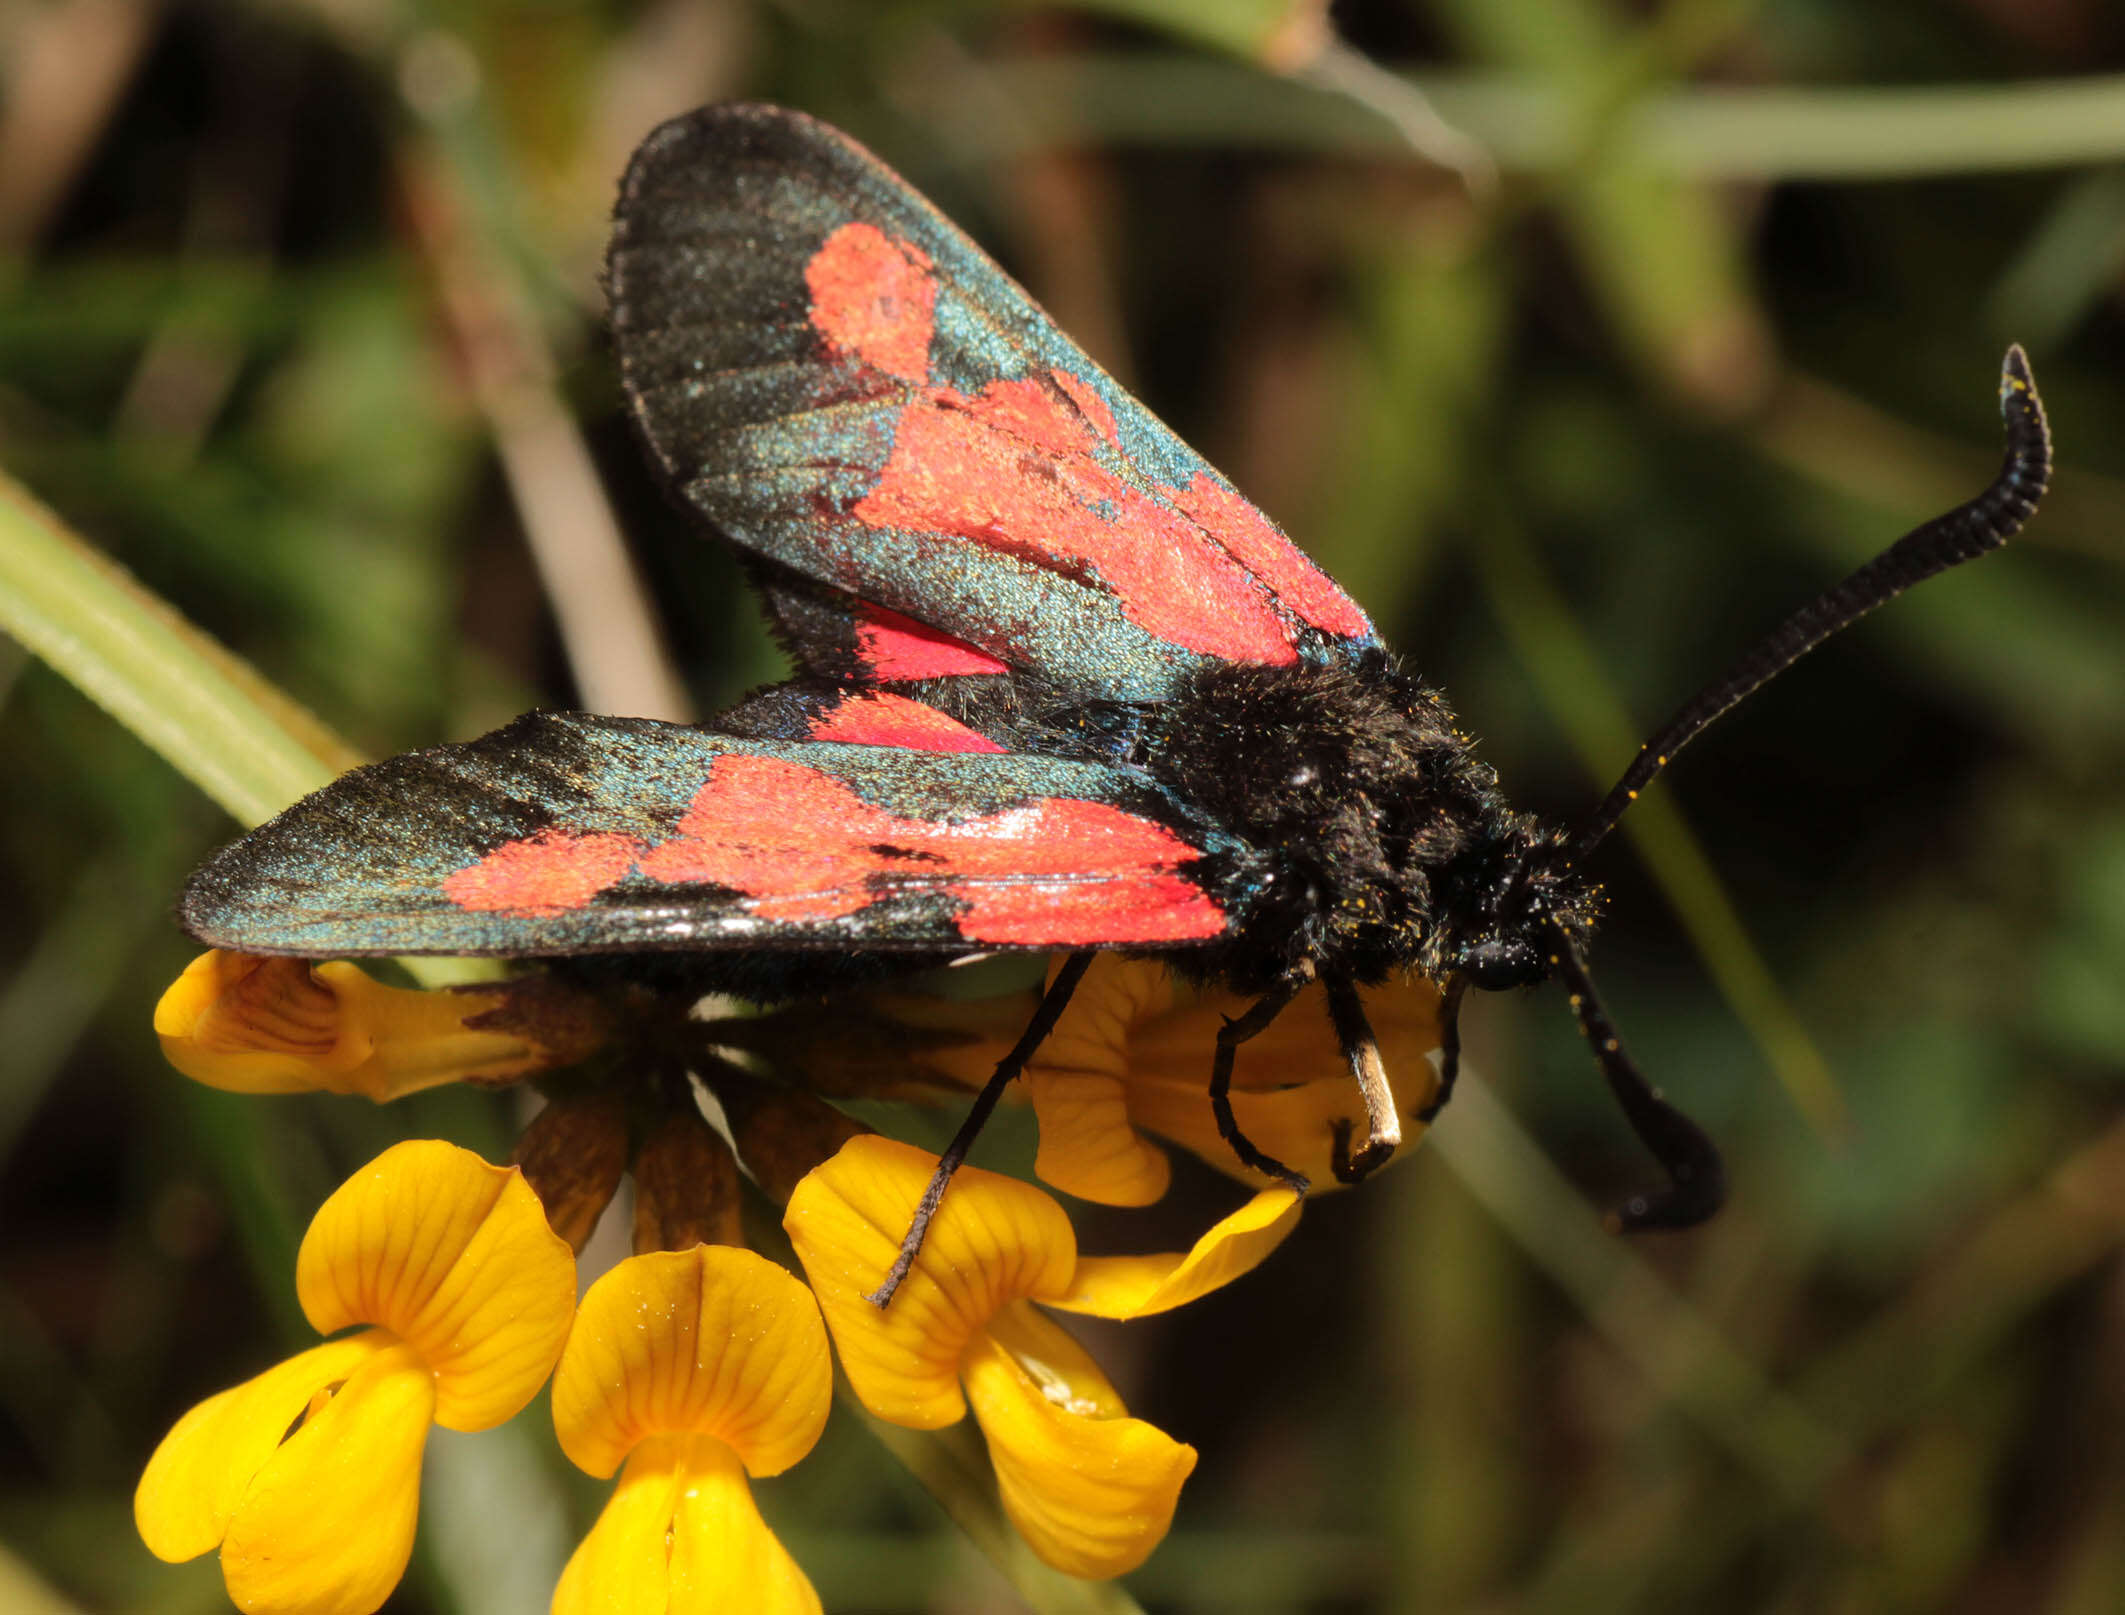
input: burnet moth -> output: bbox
[179,104,2051,1302]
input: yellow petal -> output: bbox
[295,1140,576,1431]
[136,1332,396,1563]
[983,1300,1127,1419]
[551,1437,676,1615]
[554,1434,820,1615]
[1047,1187,1304,1319]
[155,951,599,1099]
[667,1434,821,1615]
[1020,1069,1172,1208]
[1123,1069,1440,1191]
[1037,954,1178,1080]
[783,1136,1075,1429]
[1017,955,1176,1206]
[1126,972,1398,1092]
[553,1247,831,1480]
[962,1325,1196,1579]
[1122,976,1444,1189]
[219,1339,436,1615]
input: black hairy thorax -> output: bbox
[1140,655,1600,994]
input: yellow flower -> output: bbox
[136,1140,577,1615]
[155,950,608,1099]
[550,1245,833,1615]
[785,1135,1301,1578]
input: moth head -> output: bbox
[1440,818,1593,994]
[1458,935,1545,993]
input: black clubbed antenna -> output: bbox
[1574,346,2050,860]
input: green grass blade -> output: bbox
[952,56,2125,179]
[0,466,356,828]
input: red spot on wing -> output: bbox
[1171,473,1372,640]
[442,829,644,915]
[854,604,1012,679]
[622,754,1224,942]
[954,870,1225,944]
[852,376,1301,665]
[801,221,1364,660]
[805,222,936,385]
[1051,369,1118,447]
[809,692,1008,754]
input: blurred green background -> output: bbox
[6,0,2125,1610]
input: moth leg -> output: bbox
[1325,977,1401,1185]
[866,950,1096,1309]
[1414,976,1468,1126]
[1547,923,1726,1231]
[1211,960,1317,1196]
